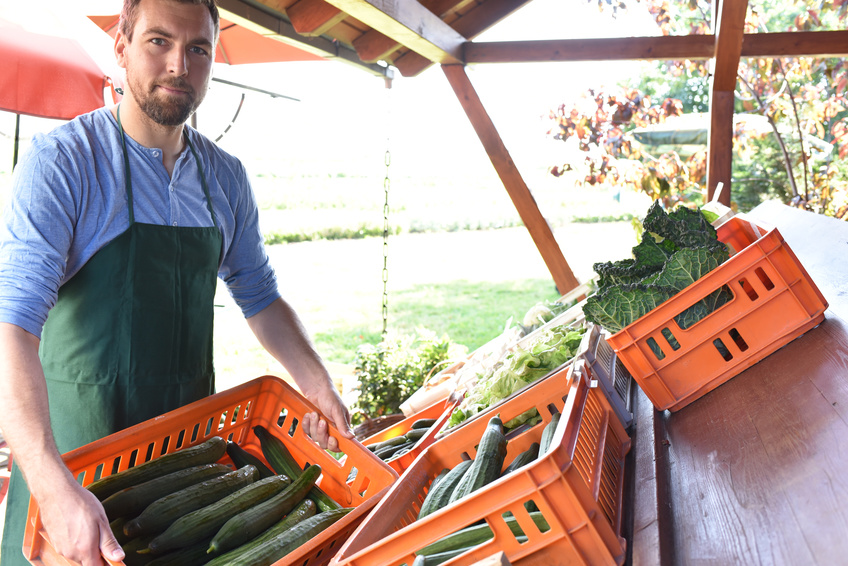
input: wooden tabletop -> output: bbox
[627,201,848,566]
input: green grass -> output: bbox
[311,278,560,363]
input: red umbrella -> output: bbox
[88,15,324,65]
[0,17,112,120]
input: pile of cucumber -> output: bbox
[364,417,437,463]
[87,428,352,566]
[410,413,561,566]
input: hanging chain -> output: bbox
[381,147,391,337]
[381,81,392,337]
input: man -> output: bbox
[0,0,353,564]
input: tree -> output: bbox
[548,0,848,219]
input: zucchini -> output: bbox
[86,436,227,501]
[206,507,353,566]
[448,416,507,505]
[539,412,561,455]
[208,464,322,555]
[254,425,341,512]
[417,512,549,556]
[500,442,540,478]
[145,473,292,554]
[204,499,317,566]
[417,459,473,519]
[123,465,258,538]
[411,418,437,429]
[101,463,230,520]
[227,441,276,479]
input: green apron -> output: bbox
[1,107,223,565]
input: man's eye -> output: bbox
[150,37,166,46]
[190,46,209,56]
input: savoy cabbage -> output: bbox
[583,201,733,334]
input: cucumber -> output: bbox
[123,465,258,538]
[145,537,213,566]
[410,418,438,429]
[121,536,156,566]
[500,442,540,478]
[448,416,507,505]
[110,516,132,546]
[226,441,276,479]
[417,512,549,556]
[86,436,227,501]
[539,412,562,455]
[374,440,414,460]
[208,464,322,555]
[365,436,408,453]
[145,473,291,555]
[403,428,429,441]
[254,425,341,512]
[101,463,230,521]
[206,507,353,566]
[417,459,473,519]
[204,499,317,566]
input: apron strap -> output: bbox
[115,104,217,228]
[116,104,136,225]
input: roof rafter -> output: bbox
[319,0,467,64]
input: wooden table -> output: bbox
[627,200,848,566]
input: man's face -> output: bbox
[116,0,216,126]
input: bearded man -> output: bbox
[0,1,353,564]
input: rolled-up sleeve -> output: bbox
[0,141,78,338]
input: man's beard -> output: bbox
[127,68,206,127]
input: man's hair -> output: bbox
[119,0,220,42]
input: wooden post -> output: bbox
[441,64,580,294]
[706,0,748,205]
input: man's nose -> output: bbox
[167,48,189,76]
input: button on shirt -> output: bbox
[0,107,280,338]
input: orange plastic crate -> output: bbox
[23,375,399,566]
[606,213,828,412]
[331,360,631,566]
[362,397,457,475]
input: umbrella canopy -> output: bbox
[0,17,112,120]
[88,15,325,65]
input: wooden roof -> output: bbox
[214,0,848,293]
[217,0,848,78]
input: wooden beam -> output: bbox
[465,30,848,65]
[466,35,716,63]
[218,0,392,76]
[707,0,748,204]
[320,0,467,63]
[741,30,848,58]
[441,64,580,294]
[287,0,346,37]
[353,29,399,62]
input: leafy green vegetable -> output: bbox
[583,200,732,334]
[447,325,586,430]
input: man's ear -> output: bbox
[115,31,129,70]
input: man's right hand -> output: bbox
[35,477,124,566]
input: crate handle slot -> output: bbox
[728,328,749,352]
[738,277,759,301]
[713,338,733,361]
[755,266,775,290]
[661,328,680,351]
[647,337,665,360]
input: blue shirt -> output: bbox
[0,107,280,338]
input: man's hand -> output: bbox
[301,384,354,452]
[246,298,356,452]
[36,477,124,566]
